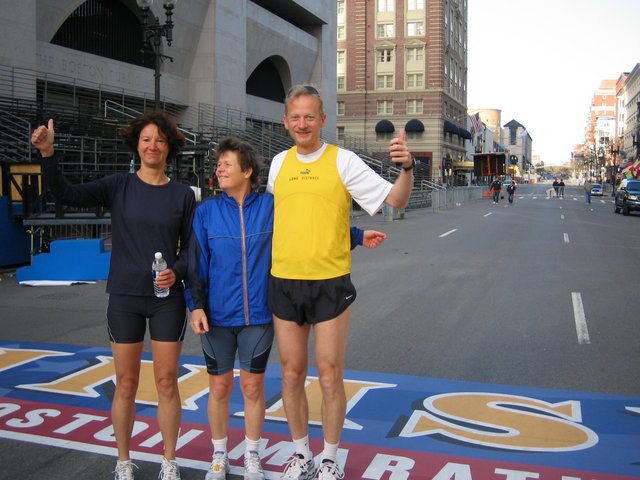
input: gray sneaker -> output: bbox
[205,452,230,480]
[243,451,265,480]
[315,460,344,480]
[159,458,181,480]
[281,454,315,480]
[114,460,137,480]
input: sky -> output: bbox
[467,0,640,166]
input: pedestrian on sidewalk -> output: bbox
[506,180,517,204]
[584,178,593,204]
[490,178,502,204]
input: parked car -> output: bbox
[591,184,603,196]
[614,179,640,215]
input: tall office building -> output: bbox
[336,0,468,183]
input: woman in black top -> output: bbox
[31,111,195,480]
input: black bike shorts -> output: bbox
[201,323,274,375]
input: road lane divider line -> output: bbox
[564,233,570,243]
[571,292,591,345]
[483,213,492,217]
[439,229,458,238]
[561,214,565,220]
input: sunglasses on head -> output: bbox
[302,85,319,95]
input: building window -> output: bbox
[406,73,423,88]
[406,99,423,114]
[376,74,394,89]
[337,25,345,40]
[377,100,393,115]
[377,0,394,12]
[407,22,424,36]
[377,23,394,38]
[337,76,345,91]
[337,102,345,116]
[406,46,423,62]
[337,126,345,140]
[378,48,393,63]
[407,0,425,10]
[377,48,393,63]
[337,0,345,14]
[337,50,346,65]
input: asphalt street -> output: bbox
[1,181,638,479]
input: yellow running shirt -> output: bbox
[271,144,351,280]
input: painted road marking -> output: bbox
[483,213,492,217]
[0,342,638,478]
[571,292,591,345]
[564,233,570,243]
[439,229,457,238]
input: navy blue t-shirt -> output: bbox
[41,155,195,296]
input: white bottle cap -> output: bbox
[155,252,162,259]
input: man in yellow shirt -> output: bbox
[267,85,413,480]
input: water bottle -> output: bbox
[129,158,135,173]
[152,252,170,298]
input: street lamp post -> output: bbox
[136,0,178,110]
[610,143,620,196]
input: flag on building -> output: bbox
[520,128,528,137]
[470,112,481,135]
[621,159,635,174]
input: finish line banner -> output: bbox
[0,341,638,479]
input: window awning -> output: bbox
[405,119,424,132]
[443,120,459,135]
[459,128,472,139]
[375,119,395,133]
[443,120,471,139]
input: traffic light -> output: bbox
[509,155,518,165]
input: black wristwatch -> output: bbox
[402,156,416,171]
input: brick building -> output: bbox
[336,0,469,183]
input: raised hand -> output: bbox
[389,128,412,169]
[31,118,55,157]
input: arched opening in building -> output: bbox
[246,56,288,103]
[51,0,153,69]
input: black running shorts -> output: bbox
[268,274,357,326]
[106,294,188,343]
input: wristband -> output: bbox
[402,156,416,171]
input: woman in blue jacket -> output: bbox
[186,137,385,480]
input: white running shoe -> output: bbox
[244,451,265,480]
[159,458,181,480]
[281,454,315,480]
[205,452,230,480]
[114,460,137,480]
[315,460,344,480]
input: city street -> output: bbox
[0,181,639,479]
[348,181,640,396]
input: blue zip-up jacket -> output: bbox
[185,191,274,327]
[185,191,366,328]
